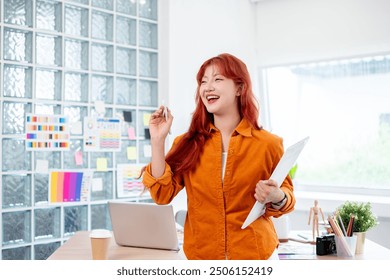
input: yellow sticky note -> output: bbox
[143,113,151,126]
[127,146,137,160]
[96,158,108,171]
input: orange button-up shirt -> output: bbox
[142,118,295,260]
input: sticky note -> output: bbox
[123,111,132,122]
[75,151,83,166]
[143,144,152,157]
[70,121,82,135]
[96,158,108,171]
[127,127,136,140]
[144,128,150,139]
[143,113,151,126]
[127,146,137,160]
[94,100,105,114]
[92,178,103,192]
[36,159,49,173]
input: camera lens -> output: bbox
[329,242,336,254]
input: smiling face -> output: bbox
[199,65,241,117]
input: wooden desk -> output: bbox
[48,231,390,260]
[48,231,185,260]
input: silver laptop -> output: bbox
[108,201,179,251]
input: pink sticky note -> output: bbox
[75,151,83,165]
[128,127,136,140]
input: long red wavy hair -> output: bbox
[165,53,261,175]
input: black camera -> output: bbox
[316,235,337,255]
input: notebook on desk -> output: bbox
[108,201,180,251]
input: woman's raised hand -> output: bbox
[149,105,173,141]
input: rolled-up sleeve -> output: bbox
[264,178,296,218]
[142,162,184,205]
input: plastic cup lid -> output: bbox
[89,229,112,238]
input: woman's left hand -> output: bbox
[254,179,285,204]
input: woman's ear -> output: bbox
[236,84,243,96]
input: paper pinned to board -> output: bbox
[241,136,310,229]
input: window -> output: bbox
[262,54,390,193]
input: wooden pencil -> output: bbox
[346,215,355,237]
[328,216,342,237]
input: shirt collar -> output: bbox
[208,118,253,137]
[234,118,253,137]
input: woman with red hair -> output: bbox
[142,53,295,260]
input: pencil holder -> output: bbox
[335,236,357,257]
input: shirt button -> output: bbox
[226,171,231,176]
[229,149,233,154]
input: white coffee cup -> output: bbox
[90,229,112,260]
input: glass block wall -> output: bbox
[0,0,159,260]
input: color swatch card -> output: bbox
[49,170,93,203]
[25,114,70,151]
[116,164,145,198]
[83,117,121,152]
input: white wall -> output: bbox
[163,0,259,212]
[163,0,390,248]
[254,0,390,66]
[166,0,258,139]
[164,0,390,153]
